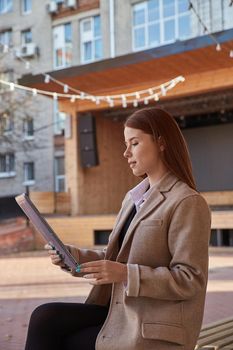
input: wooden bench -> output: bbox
[201,191,233,209]
[201,192,233,245]
[196,317,233,349]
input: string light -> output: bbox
[0,41,204,105]
[25,61,30,69]
[3,45,9,53]
[80,92,85,100]
[0,76,185,107]
[70,95,76,103]
[44,74,50,83]
[63,84,69,93]
[188,1,233,56]
[32,88,37,96]
[122,99,127,108]
[95,97,100,105]
[10,83,15,91]
[0,38,186,105]
[161,84,167,96]
[133,100,138,107]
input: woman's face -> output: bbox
[124,127,167,185]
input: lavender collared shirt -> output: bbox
[129,177,152,211]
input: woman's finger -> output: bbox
[81,267,101,273]
[83,273,101,279]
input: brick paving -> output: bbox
[0,247,233,350]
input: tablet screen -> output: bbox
[15,193,78,270]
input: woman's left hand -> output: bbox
[80,260,127,285]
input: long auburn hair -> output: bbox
[124,107,196,191]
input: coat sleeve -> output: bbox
[64,192,131,276]
[62,245,106,276]
[126,194,211,300]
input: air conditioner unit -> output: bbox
[15,43,38,58]
[67,0,76,8]
[47,1,58,13]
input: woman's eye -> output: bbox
[132,143,138,146]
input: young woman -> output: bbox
[25,107,211,350]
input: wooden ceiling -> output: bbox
[19,29,233,111]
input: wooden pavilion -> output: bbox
[19,28,233,247]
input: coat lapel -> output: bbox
[106,172,179,262]
[116,189,165,261]
[105,195,134,260]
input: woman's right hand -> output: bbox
[44,243,65,267]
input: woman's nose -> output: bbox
[123,147,130,158]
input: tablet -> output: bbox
[15,193,78,270]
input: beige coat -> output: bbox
[69,172,211,350]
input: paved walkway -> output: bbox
[0,247,233,350]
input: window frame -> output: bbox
[0,112,13,136]
[0,153,15,178]
[132,0,191,51]
[23,118,34,140]
[53,100,66,135]
[22,0,32,15]
[23,161,35,185]
[21,29,32,45]
[54,156,65,192]
[53,23,72,69]
[0,29,12,47]
[0,0,13,14]
[80,15,102,64]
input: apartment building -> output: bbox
[0,0,67,217]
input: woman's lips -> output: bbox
[129,162,136,168]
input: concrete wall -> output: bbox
[0,0,54,198]
[0,93,54,197]
[183,123,233,191]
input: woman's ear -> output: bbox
[158,136,165,152]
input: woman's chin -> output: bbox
[132,169,144,177]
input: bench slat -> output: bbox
[200,318,233,331]
[213,335,233,348]
[197,328,233,347]
[196,318,233,350]
[198,323,233,339]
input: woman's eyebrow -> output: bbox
[124,136,139,143]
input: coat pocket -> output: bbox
[140,219,163,227]
[141,322,185,345]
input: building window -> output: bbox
[132,0,191,51]
[0,71,14,91]
[55,156,65,192]
[80,15,102,63]
[23,162,35,185]
[0,112,13,135]
[0,153,15,178]
[94,230,111,245]
[53,23,72,69]
[53,100,66,135]
[22,0,32,14]
[23,118,34,139]
[0,0,13,14]
[0,29,12,47]
[21,29,32,44]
